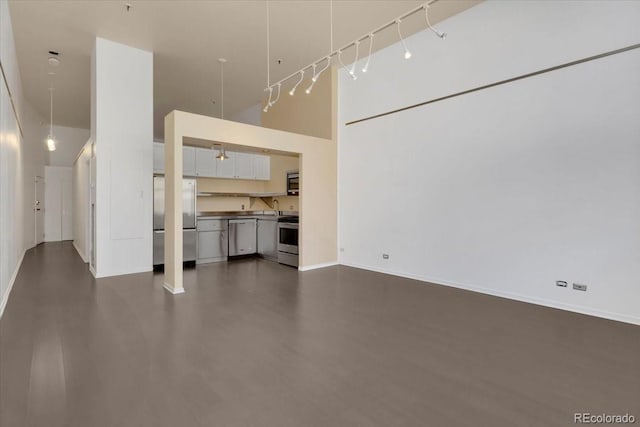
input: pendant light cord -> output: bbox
[220,61,224,119]
[330,0,333,52]
[49,86,53,137]
[266,0,270,87]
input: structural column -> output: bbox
[163,112,184,294]
[91,37,153,278]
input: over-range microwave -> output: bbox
[286,170,299,196]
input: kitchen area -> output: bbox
[152,141,301,269]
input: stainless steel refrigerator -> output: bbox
[153,176,197,266]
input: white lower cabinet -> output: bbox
[197,219,228,263]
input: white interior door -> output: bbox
[44,166,73,242]
[44,167,62,242]
[34,175,44,245]
[61,170,73,240]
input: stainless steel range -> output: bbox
[277,215,298,267]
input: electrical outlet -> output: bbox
[573,283,587,292]
[241,204,245,210]
[382,253,389,260]
[556,280,568,287]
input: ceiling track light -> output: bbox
[264,0,447,100]
[337,50,345,68]
[338,49,357,80]
[425,4,446,39]
[338,40,360,80]
[289,71,304,96]
[271,83,281,107]
[305,64,317,94]
[396,20,412,59]
[362,33,374,73]
[314,57,331,81]
[263,86,273,112]
[348,41,360,80]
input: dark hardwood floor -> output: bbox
[1,242,638,426]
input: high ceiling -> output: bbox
[8,0,478,139]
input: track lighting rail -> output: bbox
[266,0,442,93]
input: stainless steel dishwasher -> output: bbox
[228,219,257,256]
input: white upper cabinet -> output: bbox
[253,154,270,181]
[215,150,235,178]
[183,146,197,176]
[163,148,271,181]
[195,147,216,177]
[153,142,164,174]
[234,152,255,179]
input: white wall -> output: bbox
[0,0,46,317]
[44,166,73,242]
[47,125,90,167]
[230,102,261,127]
[338,1,640,324]
[92,37,153,278]
[73,142,91,262]
[22,103,46,248]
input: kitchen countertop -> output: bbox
[197,210,297,220]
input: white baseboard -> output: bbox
[163,282,185,295]
[93,265,153,279]
[298,261,339,272]
[72,240,88,263]
[0,249,26,320]
[340,261,640,326]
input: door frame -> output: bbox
[34,175,44,245]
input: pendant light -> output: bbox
[46,85,56,151]
[215,58,229,161]
[216,145,229,161]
